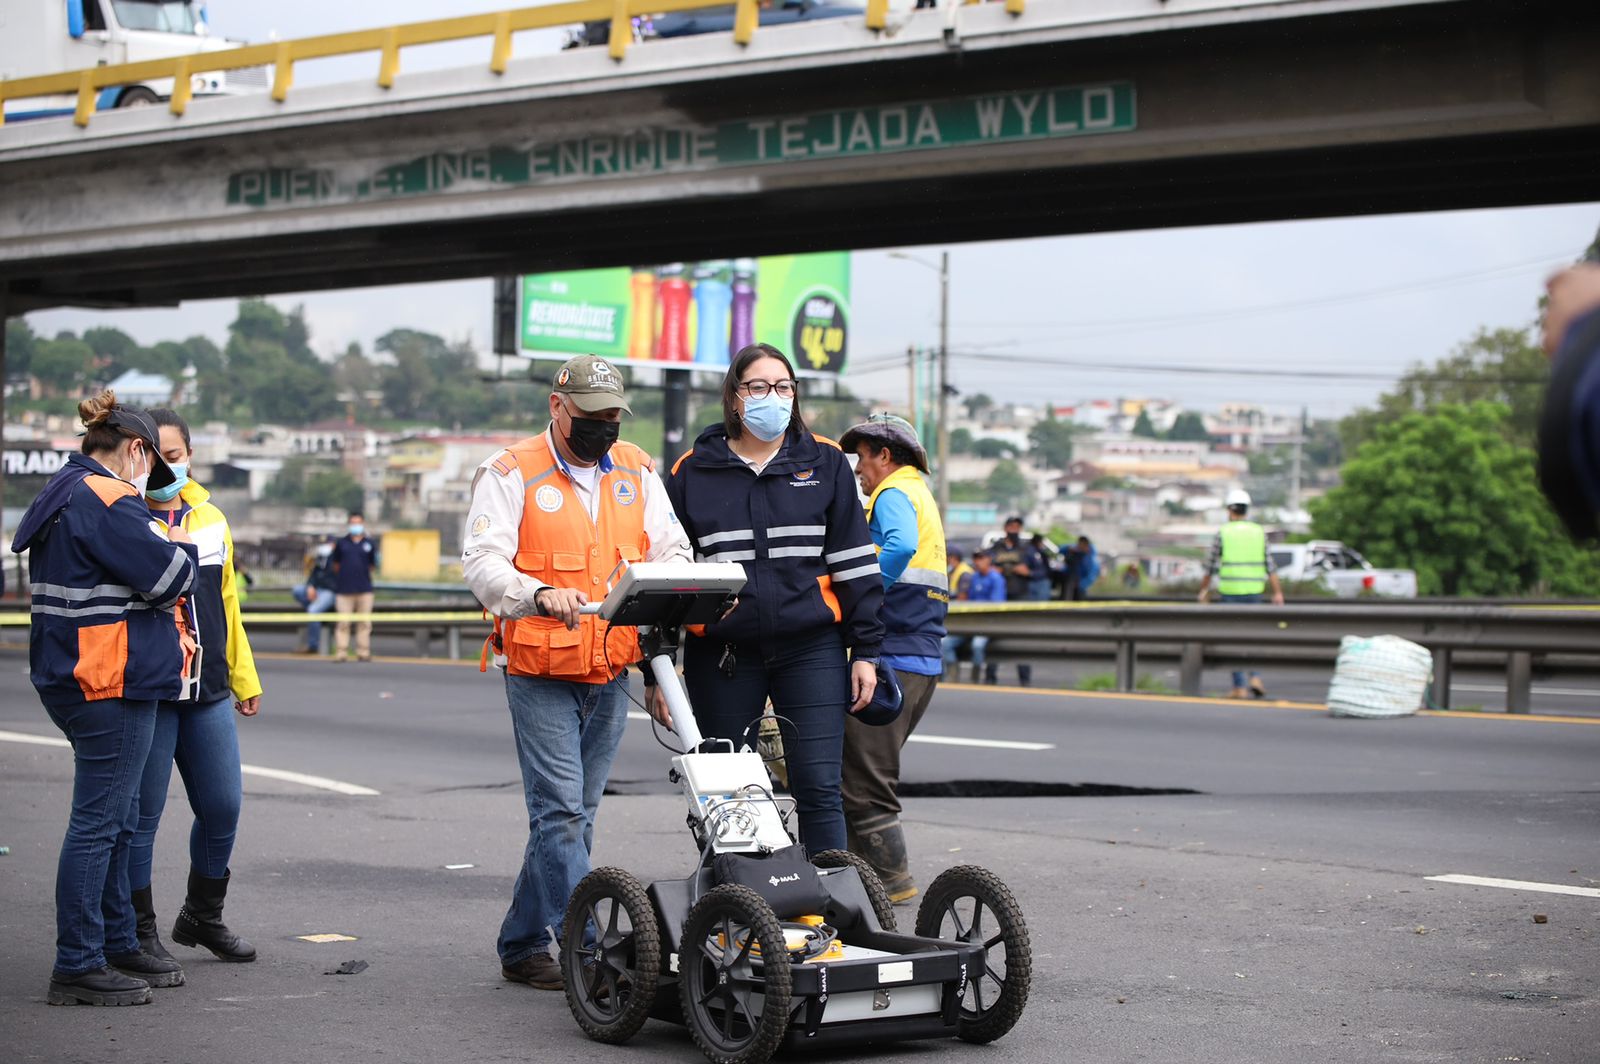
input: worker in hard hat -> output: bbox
[1196,489,1284,698]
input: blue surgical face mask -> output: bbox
[349,524,365,537]
[146,462,188,503]
[741,394,793,442]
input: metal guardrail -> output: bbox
[0,0,1027,128]
[945,601,1600,711]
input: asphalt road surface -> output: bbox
[2,647,1597,1064]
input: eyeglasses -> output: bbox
[736,379,797,400]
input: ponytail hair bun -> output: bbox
[78,390,119,429]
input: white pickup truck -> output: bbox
[1,0,263,122]
[1268,540,1418,598]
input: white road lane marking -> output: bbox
[0,728,381,797]
[1425,873,1600,898]
[1451,683,1600,698]
[625,714,1053,752]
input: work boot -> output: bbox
[106,948,185,988]
[1249,676,1267,699]
[46,966,152,1006]
[1228,686,1248,699]
[172,868,256,962]
[853,815,917,904]
[132,885,175,962]
[1016,664,1033,687]
[983,662,999,685]
[501,952,562,990]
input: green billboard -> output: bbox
[521,253,850,375]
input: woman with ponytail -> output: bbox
[127,408,263,966]
[10,391,197,1006]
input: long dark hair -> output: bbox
[148,408,192,453]
[721,343,806,440]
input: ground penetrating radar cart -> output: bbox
[557,563,1031,1064]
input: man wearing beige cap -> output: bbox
[462,355,690,990]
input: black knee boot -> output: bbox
[132,886,175,962]
[854,814,917,903]
[172,869,256,962]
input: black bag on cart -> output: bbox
[712,845,829,919]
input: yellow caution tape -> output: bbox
[0,611,487,626]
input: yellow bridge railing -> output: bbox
[0,0,1027,130]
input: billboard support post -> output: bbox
[663,367,690,469]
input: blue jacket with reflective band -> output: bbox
[667,424,884,659]
[866,466,948,660]
[12,454,198,705]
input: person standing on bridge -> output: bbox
[838,414,948,903]
[462,355,691,992]
[129,409,263,968]
[11,392,197,1006]
[666,343,884,857]
[1196,489,1285,698]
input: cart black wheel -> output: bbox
[810,849,896,931]
[559,867,661,1044]
[914,865,1030,1044]
[680,884,792,1064]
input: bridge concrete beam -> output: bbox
[2,0,1597,310]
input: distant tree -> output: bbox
[1027,417,1078,469]
[1087,474,1133,492]
[32,338,96,395]
[6,319,39,377]
[302,466,365,512]
[81,326,140,376]
[1339,327,1547,452]
[1131,409,1159,438]
[1165,412,1210,442]
[263,455,312,504]
[333,342,380,398]
[971,437,1016,460]
[1311,402,1600,596]
[962,392,994,420]
[985,459,1030,508]
[949,426,974,455]
[226,299,339,425]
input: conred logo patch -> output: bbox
[612,479,637,506]
[535,484,564,512]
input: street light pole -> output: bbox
[937,250,950,517]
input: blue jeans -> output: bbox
[1222,593,1263,686]
[498,673,629,965]
[293,584,336,651]
[684,628,848,854]
[42,697,157,975]
[128,696,243,890]
[942,635,989,670]
[1027,577,1052,602]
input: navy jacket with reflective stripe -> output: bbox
[13,454,198,704]
[667,424,884,659]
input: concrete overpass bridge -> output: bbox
[1,0,1598,314]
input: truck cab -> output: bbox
[1,1,263,122]
[1268,540,1419,598]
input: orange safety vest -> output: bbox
[498,433,652,684]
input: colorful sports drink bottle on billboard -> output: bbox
[656,263,691,362]
[694,261,734,366]
[730,258,757,355]
[629,269,657,361]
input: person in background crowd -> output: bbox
[1538,259,1600,540]
[11,391,196,1006]
[1027,533,1056,602]
[462,355,691,991]
[1067,536,1101,600]
[988,516,1042,685]
[942,549,1006,683]
[331,511,378,662]
[947,547,975,601]
[232,560,254,604]
[1122,561,1143,590]
[667,343,884,857]
[1197,489,1285,698]
[291,539,338,654]
[130,409,262,967]
[838,414,948,903]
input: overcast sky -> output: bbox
[20,1,1600,420]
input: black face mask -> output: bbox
[565,414,620,464]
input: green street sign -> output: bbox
[226,82,1136,208]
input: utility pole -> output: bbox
[937,250,950,517]
[906,345,917,432]
[1289,405,1306,517]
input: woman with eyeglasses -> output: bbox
[663,343,884,854]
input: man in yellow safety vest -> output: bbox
[1197,489,1285,698]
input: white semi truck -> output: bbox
[1,1,263,122]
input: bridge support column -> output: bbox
[663,368,690,469]
[1505,652,1532,714]
[1114,640,1136,693]
[447,625,461,660]
[1179,642,1203,697]
[1430,647,1452,710]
